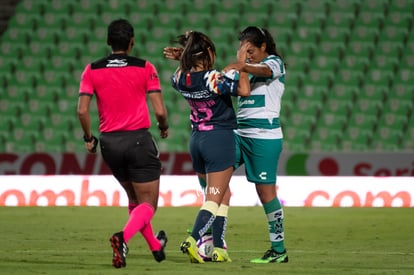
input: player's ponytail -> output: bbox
[177,31,216,72]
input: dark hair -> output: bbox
[176,31,216,71]
[107,19,134,51]
[238,26,284,61]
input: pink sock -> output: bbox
[141,222,162,251]
[128,203,139,215]
[123,202,154,243]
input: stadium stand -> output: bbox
[0,0,413,153]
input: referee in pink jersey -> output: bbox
[77,19,169,268]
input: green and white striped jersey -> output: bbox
[235,55,286,139]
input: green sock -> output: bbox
[198,177,207,190]
[263,197,285,253]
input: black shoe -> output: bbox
[152,230,168,262]
[110,231,128,268]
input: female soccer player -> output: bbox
[164,31,250,263]
[224,26,289,264]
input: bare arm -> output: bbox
[148,91,169,139]
[237,71,250,97]
[77,94,97,153]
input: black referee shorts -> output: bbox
[100,129,161,183]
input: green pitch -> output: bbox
[1,207,413,274]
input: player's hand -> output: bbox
[237,42,250,63]
[223,43,250,73]
[163,47,183,60]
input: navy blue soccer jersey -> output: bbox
[171,70,238,131]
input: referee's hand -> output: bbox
[160,129,169,139]
[84,135,98,154]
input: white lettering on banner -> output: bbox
[0,176,413,207]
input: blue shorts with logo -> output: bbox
[190,129,235,174]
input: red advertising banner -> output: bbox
[0,152,413,176]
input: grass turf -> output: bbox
[0,206,413,274]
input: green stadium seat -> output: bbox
[367,69,392,88]
[39,126,68,152]
[84,41,108,58]
[268,24,294,47]
[372,126,403,151]
[381,25,409,42]
[355,10,384,27]
[359,85,387,103]
[322,25,350,43]
[376,41,404,56]
[2,26,32,44]
[352,25,380,44]
[26,41,53,59]
[296,97,321,116]
[354,98,382,116]
[347,41,374,58]
[15,0,46,14]
[335,68,363,87]
[325,11,354,26]
[10,112,43,152]
[192,0,217,14]
[386,9,413,28]
[372,55,399,71]
[289,110,317,130]
[6,70,39,88]
[39,70,69,88]
[342,55,369,75]
[0,113,15,135]
[333,0,358,12]
[61,26,88,44]
[300,0,330,12]
[324,98,352,115]
[6,133,37,152]
[383,97,412,115]
[21,56,46,74]
[294,10,325,30]
[289,40,316,59]
[318,41,345,58]
[26,98,52,117]
[341,127,372,152]
[70,11,97,29]
[401,123,414,150]
[44,0,73,13]
[277,0,301,13]
[348,111,377,132]
[7,12,40,29]
[310,127,340,151]
[316,112,347,135]
[284,127,310,152]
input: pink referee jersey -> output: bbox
[79,54,161,133]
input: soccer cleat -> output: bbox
[250,249,288,264]
[152,230,168,262]
[212,247,232,262]
[180,236,205,263]
[110,231,128,268]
